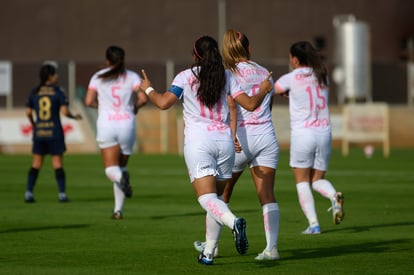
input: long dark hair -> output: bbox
[290,41,328,87]
[191,36,226,109]
[34,64,56,94]
[222,29,250,72]
[98,45,126,80]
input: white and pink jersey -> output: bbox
[170,68,243,142]
[232,61,275,137]
[275,67,331,135]
[88,68,141,129]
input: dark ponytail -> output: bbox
[290,41,328,87]
[34,64,56,94]
[191,36,226,109]
[99,45,126,80]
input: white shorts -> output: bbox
[184,139,235,183]
[233,132,279,173]
[96,126,136,155]
[289,132,331,171]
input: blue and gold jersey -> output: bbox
[26,85,68,141]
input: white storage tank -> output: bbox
[333,15,372,103]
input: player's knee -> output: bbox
[105,166,122,183]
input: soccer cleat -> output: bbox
[24,192,35,203]
[197,251,213,265]
[328,192,345,225]
[233,217,248,255]
[301,225,321,235]
[59,193,70,203]
[112,211,123,220]
[193,241,219,257]
[119,171,133,198]
[59,197,70,203]
[255,247,280,261]
[24,196,35,203]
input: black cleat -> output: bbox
[112,211,123,220]
[233,217,248,255]
[120,171,132,198]
[24,197,36,203]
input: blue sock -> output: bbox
[55,168,66,193]
[26,167,39,192]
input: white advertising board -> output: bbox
[0,117,84,144]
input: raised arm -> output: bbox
[233,72,273,111]
[139,69,178,110]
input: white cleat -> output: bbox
[328,192,345,225]
[255,247,280,261]
[193,241,219,257]
[301,225,321,235]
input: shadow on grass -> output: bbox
[322,221,414,233]
[252,238,412,269]
[150,209,258,220]
[281,238,411,261]
[197,221,414,268]
[0,224,90,234]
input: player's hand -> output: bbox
[234,137,242,153]
[140,69,152,92]
[260,72,273,93]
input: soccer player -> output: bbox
[274,41,345,234]
[194,29,281,261]
[25,63,82,203]
[139,36,272,265]
[85,45,148,219]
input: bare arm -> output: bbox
[84,88,98,108]
[139,69,178,110]
[133,90,148,114]
[227,95,242,153]
[233,72,273,111]
[274,81,289,97]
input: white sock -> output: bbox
[205,211,223,241]
[204,239,217,256]
[312,179,336,200]
[113,182,125,213]
[296,182,319,226]
[263,203,280,251]
[105,166,122,183]
[198,193,236,230]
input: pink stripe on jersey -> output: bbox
[232,90,245,99]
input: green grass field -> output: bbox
[1,149,413,275]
